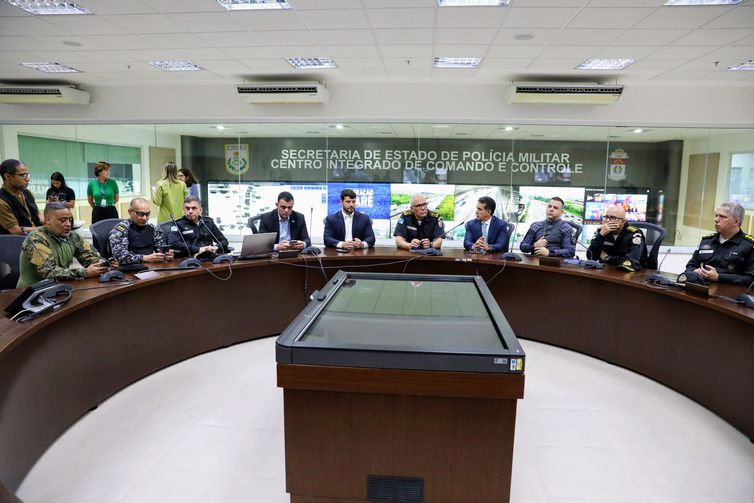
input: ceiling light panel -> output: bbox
[216,0,291,10]
[21,62,81,73]
[1,0,91,14]
[438,0,510,6]
[287,57,337,69]
[663,1,742,5]
[726,59,754,71]
[576,58,635,70]
[433,57,481,68]
[150,61,205,72]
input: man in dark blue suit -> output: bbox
[258,191,310,251]
[463,196,509,253]
[323,188,375,250]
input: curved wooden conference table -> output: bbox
[1,247,753,499]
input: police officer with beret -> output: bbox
[587,204,647,271]
[680,201,754,285]
[394,193,444,250]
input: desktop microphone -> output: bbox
[501,214,522,261]
[656,247,671,272]
[410,220,466,256]
[567,240,604,269]
[170,213,200,267]
[735,279,754,308]
[198,217,225,254]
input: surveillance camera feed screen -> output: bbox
[297,277,506,354]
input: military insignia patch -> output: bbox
[632,235,642,245]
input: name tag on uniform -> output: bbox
[407,226,417,231]
[604,241,614,247]
[698,249,714,255]
[100,198,107,206]
[182,229,195,235]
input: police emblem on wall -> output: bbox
[225,144,250,176]
[608,148,629,182]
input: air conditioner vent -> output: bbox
[509,82,623,105]
[0,85,90,104]
[237,82,328,104]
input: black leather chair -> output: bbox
[627,221,667,270]
[566,221,583,244]
[247,214,263,234]
[89,218,124,258]
[0,234,25,290]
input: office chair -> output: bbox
[247,214,263,234]
[505,222,515,253]
[566,221,583,244]
[89,218,125,258]
[627,221,667,270]
[0,234,25,290]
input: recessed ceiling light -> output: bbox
[576,58,635,70]
[504,126,514,131]
[726,59,754,71]
[633,129,644,133]
[335,124,344,129]
[150,61,204,71]
[433,125,450,128]
[287,57,337,69]
[216,0,291,10]
[664,0,742,6]
[21,62,81,73]
[433,57,481,69]
[438,0,510,6]
[215,125,226,130]
[2,0,91,15]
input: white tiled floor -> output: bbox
[17,338,754,503]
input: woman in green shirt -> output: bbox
[87,161,119,223]
[152,161,188,224]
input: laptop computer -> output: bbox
[234,232,277,260]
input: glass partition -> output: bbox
[2,122,752,251]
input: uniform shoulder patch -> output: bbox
[703,232,716,239]
[744,234,754,243]
[626,225,638,232]
[429,210,440,218]
[113,223,128,233]
[402,210,413,216]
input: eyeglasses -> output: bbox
[603,215,623,222]
[130,210,151,218]
[412,203,428,209]
[13,172,30,179]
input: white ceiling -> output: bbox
[0,0,752,90]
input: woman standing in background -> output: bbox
[152,161,187,223]
[47,172,75,209]
[87,161,119,223]
[178,167,200,199]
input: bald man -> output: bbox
[587,204,648,271]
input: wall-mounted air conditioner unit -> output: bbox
[0,85,90,105]
[509,82,623,105]
[237,82,329,104]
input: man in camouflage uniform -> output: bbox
[17,202,108,287]
[680,201,754,285]
[394,193,444,250]
[109,197,173,265]
[587,204,647,272]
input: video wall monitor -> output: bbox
[327,182,392,239]
[389,183,457,241]
[516,186,585,242]
[582,189,649,244]
[207,181,327,236]
[277,271,525,373]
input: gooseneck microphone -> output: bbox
[170,213,201,268]
[657,247,671,272]
[501,213,522,261]
[199,216,225,255]
[736,279,754,308]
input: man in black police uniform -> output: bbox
[168,196,229,258]
[587,204,647,271]
[109,198,173,265]
[394,193,444,250]
[680,201,754,285]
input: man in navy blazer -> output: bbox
[323,188,375,249]
[463,196,509,253]
[258,191,310,251]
